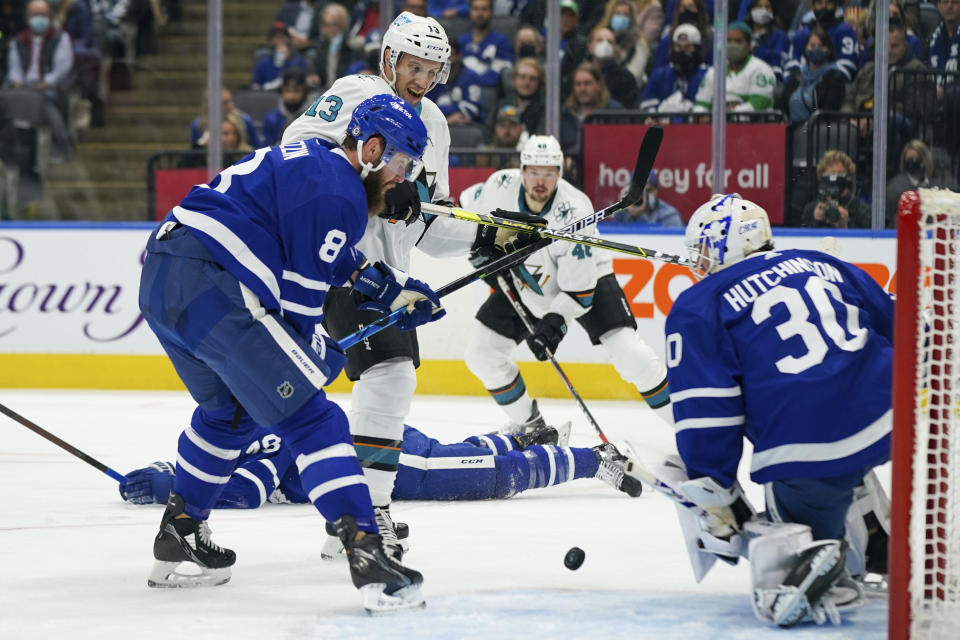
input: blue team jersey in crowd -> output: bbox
[170,139,367,341]
[639,64,709,113]
[665,249,893,487]
[787,22,860,80]
[926,22,960,72]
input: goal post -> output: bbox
[890,188,960,640]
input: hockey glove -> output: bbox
[119,461,176,505]
[352,261,445,330]
[378,180,421,226]
[469,209,547,267]
[526,312,567,361]
[312,333,346,385]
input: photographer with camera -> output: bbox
[802,150,872,228]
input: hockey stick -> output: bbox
[0,401,129,483]
[337,236,553,350]
[495,274,612,445]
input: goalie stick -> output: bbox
[0,401,129,483]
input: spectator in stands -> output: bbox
[640,23,707,116]
[54,0,102,127]
[745,0,790,79]
[308,3,352,92]
[218,111,253,153]
[559,0,589,99]
[402,0,428,17]
[474,104,527,168]
[5,0,74,159]
[262,67,309,146]
[344,29,381,76]
[276,0,320,51]
[603,0,656,87]
[559,61,622,155]
[459,0,513,89]
[585,26,639,107]
[693,22,777,112]
[652,0,713,70]
[514,24,544,61]
[885,139,959,226]
[859,0,924,66]
[609,170,682,225]
[927,0,959,73]
[430,0,468,18]
[252,21,307,91]
[499,57,545,134]
[428,39,484,124]
[802,149,871,228]
[779,24,847,122]
[190,88,260,149]
[785,0,859,81]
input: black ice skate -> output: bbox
[510,420,572,449]
[594,443,643,497]
[147,493,235,588]
[321,505,409,561]
[332,514,425,615]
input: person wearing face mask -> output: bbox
[802,149,871,228]
[251,22,308,91]
[261,68,310,146]
[885,140,959,226]
[309,3,353,92]
[586,26,640,108]
[599,0,653,85]
[610,170,682,226]
[779,26,847,122]
[640,23,708,117]
[744,0,790,79]
[785,0,860,80]
[652,0,714,69]
[694,22,777,112]
[5,0,75,160]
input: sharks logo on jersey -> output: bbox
[553,200,575,224]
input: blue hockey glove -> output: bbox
[312,332,346,384]
[526,312,567,361]
[119,461,175,504]
[352,261,444,330]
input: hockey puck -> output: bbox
[564,546,585,570]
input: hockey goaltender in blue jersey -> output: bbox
[666,246,893,487]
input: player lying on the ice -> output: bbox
[119,419,642,510]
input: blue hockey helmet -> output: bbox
[347,93,429,181]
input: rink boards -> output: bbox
[0,224,896,397]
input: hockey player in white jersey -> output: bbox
[463,135,673,433]
[281,11,541,557]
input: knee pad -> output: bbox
[599,327,667,393]
[464,321,520,389]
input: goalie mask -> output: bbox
[381,12,451,94]
[685,194,773,279]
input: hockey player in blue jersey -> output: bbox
[137,94,443,614]
[117,420,642,515]
[651,194,892,628]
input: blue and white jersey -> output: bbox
[786,22,859,80]
[170,138,367,341]
[926,22,960,73]
[665,248,893,486]
[639,63,708,113]
[458,30,514,88]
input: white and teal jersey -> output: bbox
[474,169,607,324]
[693,55,777,112]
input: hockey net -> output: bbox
[891,188,960,640]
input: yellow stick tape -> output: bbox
[0,354,642,400]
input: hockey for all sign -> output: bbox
[581,123,787,224]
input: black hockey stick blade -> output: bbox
[0,401,129,483]
[620,125,664,208]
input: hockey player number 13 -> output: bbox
[751,277,867,374]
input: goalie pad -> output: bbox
[844,469,890,577]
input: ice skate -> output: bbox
[511,420,572,449]
[332,514,425,615]
[147,493,235,588]
[497,399,546,436]
[594,443,643,497]
[322,505,409,561]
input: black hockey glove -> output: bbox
[469,209,546,267]
[526,312,567,361]
[378,180,421,226]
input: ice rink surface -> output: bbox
[0,390,889,639]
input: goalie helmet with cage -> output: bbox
[348,94,429,180]
[520,135,564,175]
[685,193,773,279]
[381,12,451,93]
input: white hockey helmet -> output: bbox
[381,12,451,93]
[685,193,773,279]
[520,135,563,175]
